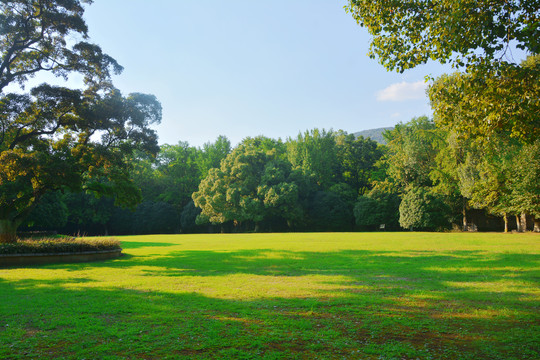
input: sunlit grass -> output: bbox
[1,232,539,359]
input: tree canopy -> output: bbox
[193,137,302,231]
[0,0,122,92]
[346,0,539,72]
[429,55,540,144]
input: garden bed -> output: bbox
[0,237,122,267]
[0,248,123,267]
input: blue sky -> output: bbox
[81,0,454,147]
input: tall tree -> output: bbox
[382,117,454,230]
[286,129,339,189]
[429,57,539,231]
[22,191,67,231]
[155,142,201,208]
[508,141,540,231]
[193,137,301,231]
[354,186,400,231]
[347,0,539,165]
[60,191,115,235]
[336,133,382,195]
[457,139,516,231]
[430,131,477,231]
[196,135,231,180]
[383,116,443,189]
[307,190,354,232]
[0,0,161,242]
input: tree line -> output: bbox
[22,113,539,235]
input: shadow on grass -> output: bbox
[59,248,540,313]
[132,248,539,283]
[1,248,539,359]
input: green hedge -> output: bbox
[0,238,121,255]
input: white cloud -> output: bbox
[376,80,428,101]
[390,112,401,118]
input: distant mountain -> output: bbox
[353,127,394,145]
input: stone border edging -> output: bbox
[0,249,123,267]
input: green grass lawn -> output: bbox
[1,232,539,359]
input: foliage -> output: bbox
[383,117,442,189]
[22,191,68,230]
[62,192,114,232]
[286,129,339,189]
[429,55,540,144]
[193,137,302,230]
[508,140,540,218]
[132,201,179,235]
[307,191,354,231]
[196,135,232,179]
[123,136,231,222]
[346,0,539,72]
[429,57,539,227]
[15,116,534,235]
[354,187,400,230]
[347,0,538,227]
[180,200,202,233]
[0,87,161,239]
[108,201,179,235]
[328,182,357,208]
[399,186,451,230]
[0,0,123,92]
[154,142,201,208]
[430,132,468,203]
[336,133,382,195]
[0,236,120,254]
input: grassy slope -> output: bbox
[0,232,538,359]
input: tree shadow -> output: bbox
[1,248,538,359]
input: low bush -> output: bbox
[0,237,121,255]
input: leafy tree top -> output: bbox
[0,0,122,92]
[429,55,540,144]
[346,0,539,72]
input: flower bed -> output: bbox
[0,237,122,267]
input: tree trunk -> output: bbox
[516,215,522,232]
[287,220,295,230]
[503,213,508,233]
[520,213,528,232]
[462,206,468,232]
[0,219,19,243]
[534,218,540,232]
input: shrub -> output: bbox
[399,187,451,231]
[0,237,121,255]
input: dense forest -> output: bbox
[22,114,539,235]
